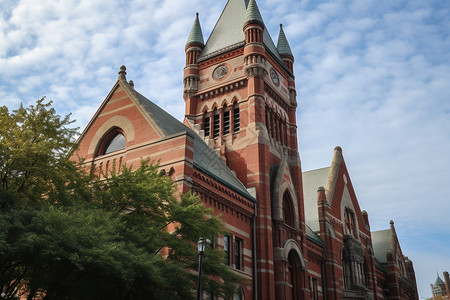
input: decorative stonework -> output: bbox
[270,69,279,86]
[213,65,229,80]
[264,83,290,110]
[198,80,246,100]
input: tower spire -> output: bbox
[277,24,294,73]
[244,0,264,27]
[186,12,204,46]
[277,24,293,57]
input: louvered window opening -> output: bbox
[223,110,230,135]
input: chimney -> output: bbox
[444,271,450,298]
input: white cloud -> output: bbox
[0,0,449,297]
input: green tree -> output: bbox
[0,99,242,299]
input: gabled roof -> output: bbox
[371,229,392,264]
[302,166,330,232]
[305,224,325,247]
[198,0,282,61]
[78,67,254,202]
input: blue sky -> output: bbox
[1,0,449,297]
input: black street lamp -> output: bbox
[197,237,206,300]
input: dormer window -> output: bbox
[97,129,126,156]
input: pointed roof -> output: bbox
[243,0,263,26]
[277,24,293,57]
[435,275,445,286]
[198,0,282,61]
[186,13,204,45]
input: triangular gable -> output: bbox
[74,72,166,160]
[302,146,368,233]
[325,147,368,236]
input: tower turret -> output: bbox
[243,0,266,78]
[184,13,204,102]
[277,24,294,73]
[277,24,297,109]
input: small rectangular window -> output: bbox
[312,278,318,300]
[233,106,240,132]
[213,110,220,138]
[235,238,242,270]
[223,110,230,135]
[204,116,210,137]
[224,235,230,266]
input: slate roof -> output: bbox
[198,0,282,62]
[186,13,204,45]
[371,229,392,264]
[302,167,330,232]
[243,0,263,25]
[277,24,293,57]
[435,275,445,286]
[305,224,325,247]
[133,90,255,201]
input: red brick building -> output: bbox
[73,0,418,299]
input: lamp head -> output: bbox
[198,237,206,254]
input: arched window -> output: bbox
[97,129,126,156]
[287,251,301,300]
[283,192,294,227]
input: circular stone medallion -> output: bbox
[270,69,279,85]
[213,65,229,80]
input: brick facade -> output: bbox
[72,1,419,299]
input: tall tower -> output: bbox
[183,1,305,298]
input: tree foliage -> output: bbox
[0,99,242,299]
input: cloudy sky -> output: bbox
[1,0,449,297]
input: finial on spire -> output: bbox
[118,65,127,80]
[186,12,204,45]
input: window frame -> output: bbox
[96,128,126,157]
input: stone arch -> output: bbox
[200,104,209,114]
[88,115,134,155]
[95,127,126,157]
[273,176,300,229]
[229,93,241,104]
[281,239,306,269]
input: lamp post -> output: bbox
[197,237,206,300]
